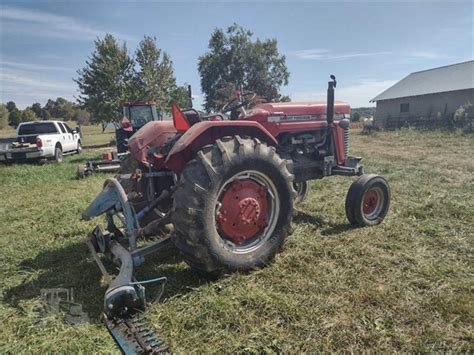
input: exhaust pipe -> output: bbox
[326,75,337,156]
[327,74,337,125]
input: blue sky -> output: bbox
[0,0,472,109]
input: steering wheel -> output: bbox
[221,92,256,115]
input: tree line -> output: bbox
[2,23,290,129]
[75,24,289,125]
[0,98,90,129]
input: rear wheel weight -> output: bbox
[172,136,295,274]
[345,174,390,227]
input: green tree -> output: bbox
[8,109,21,127]
[352,112,361,122]
[134,36,189,109]
[73,109,91,125]
[31,103,43,118]
[198,24,289,112]
[43,99,55,118]
[42,98,76,120]
[75,34,135,126]
[53,98,76,120]
[0,104,8,129]
[42,109,52,120]
[21,108,37,123]
[6,101,17,112]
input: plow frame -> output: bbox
[83,178,172,318]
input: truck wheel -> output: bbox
[76,141,82,154]
[293,181,309,204]
[54,145,63,163]
[172,136,295,274]
[345,174,390,227]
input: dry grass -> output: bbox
[0,129,472,352]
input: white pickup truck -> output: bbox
[0,120,82,163]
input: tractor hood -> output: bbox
[254,101,351,117]
[128,121,177,166]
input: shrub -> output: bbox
[0,104,8,129]
[351,112,361,122]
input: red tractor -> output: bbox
[116,100,162,153]
[77,101,162,178]
[83,76,390,350]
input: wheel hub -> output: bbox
[216,179,269,245]
[363,189,379,214]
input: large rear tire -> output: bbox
[172,136,295,274]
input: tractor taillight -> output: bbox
[36,137,43,148]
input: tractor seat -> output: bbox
[182,109,201,125]
[182,109,223,125]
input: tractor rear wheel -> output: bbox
[172,136,295,274]
[345,174,390,227]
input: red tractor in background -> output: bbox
[116,100,162,153]
[78,101,162,177]
[82,76,390,351]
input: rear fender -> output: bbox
[165,120,277,172]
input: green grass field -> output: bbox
[0,129,472,352]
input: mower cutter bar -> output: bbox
[84,177,172,353]
[105,313,168,354]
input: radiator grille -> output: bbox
[343,128,349,157]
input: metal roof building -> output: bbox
[371,60,474,127]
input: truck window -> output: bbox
[18,122,58,135]
[63,123,73,133]
[58,123,67,133]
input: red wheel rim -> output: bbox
[362,186,384,219]
[216,179,269,245]
[215,171,279,252]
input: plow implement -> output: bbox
[83,177,173,353]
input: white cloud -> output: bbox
[407,51,449,60]
[1,60,73,72]
[290,49,391,60]
[289,49,331,60]
[0,6,134,42]
[291,48,452,62]
[290,79,398,107]
[0,69,76,108]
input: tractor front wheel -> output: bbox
[172,136,295,274]
[345,174,390,227]
[293,181,309,204]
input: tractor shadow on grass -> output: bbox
[3,240,212,321]
[293,210,353,236]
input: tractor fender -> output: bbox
[165,120,277,172]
